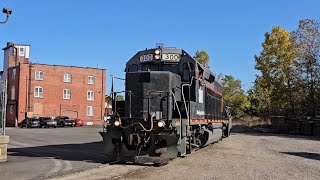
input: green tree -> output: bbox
[253,26,299,116]
[248,77,272,117]
[116,95,124,101]
[221,75,250,118]
[293,19,320,116]
[194,50,210,65]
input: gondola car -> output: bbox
[100,46,232,165]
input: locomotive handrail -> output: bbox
[181,76,197,122]
[111,90,181,133]
[145,91,182,121]
[145,91,182,139]
[111,90,132,118]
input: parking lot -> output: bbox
[1,127,106,180]
[1,127,320,180]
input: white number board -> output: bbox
[140,54,153,62]
[162,54,181,61]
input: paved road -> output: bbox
[1,127,106,180]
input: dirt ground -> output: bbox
[50,133,320,180]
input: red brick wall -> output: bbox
[12,63,106,126]
[7,53,29,68]
[6,66,20,126]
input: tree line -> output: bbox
[197,19,320,118]
[251,19,320,118]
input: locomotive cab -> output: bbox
[100,46,232,165]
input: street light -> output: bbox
[0,7,12,24]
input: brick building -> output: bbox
[2,42,106,126]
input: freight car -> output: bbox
[100,46,232,165]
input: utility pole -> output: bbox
[0,4,12,163]
[0,80,7,135]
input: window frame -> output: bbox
[87,106,94,117]
[35,70,44,80]
[141,64,159,71]
[87,90,94,101]
[128,64,138,72]
[64,73,72,83]
[19,47,25,57]
[34,86,43,98]
[11,86,15,100]
[12,69,16,79]
[63,89,71,100]
[9,105,14,115]
[88,76,95,85]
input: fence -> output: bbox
[270,116,320,136]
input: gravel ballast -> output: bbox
[49,133,320,180]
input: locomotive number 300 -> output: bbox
[162,54,181,61]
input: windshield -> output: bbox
[141,64,159,71]
[162,64,179,74]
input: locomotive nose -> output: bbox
[125,71,181,120]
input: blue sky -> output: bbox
[1,0,319,94]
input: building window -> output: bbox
[9,106,14,115]
[64,73,72,83]
[12,69,16,79]
[19,47,25,57]
[87,106,94,116]
[11,86,15,100]
[87,91,94,101]
[34,86,43,98]
[88,76,95,85]
[35,71,44,80]
[63,89,71,99]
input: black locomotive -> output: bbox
[100,46,232,165]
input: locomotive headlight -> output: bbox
[155,49,160,55]
[114,120,120,127]
[155,55,160,60]
[157,121,165,128]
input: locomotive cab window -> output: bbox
[141,64,159,71]
[162,64,179,74]
[182,63,194,82]
[128,64,138,72]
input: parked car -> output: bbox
[54,116,75,127]
[39,117,57,128]
[19,118,40,128]
[74,119,84,127]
